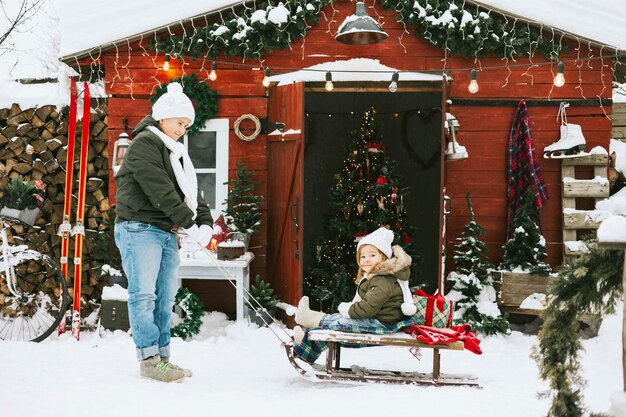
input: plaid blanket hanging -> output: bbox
[507,100,548,239]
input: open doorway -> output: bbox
[303,91,443,291]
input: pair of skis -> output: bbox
[57,77,91,340]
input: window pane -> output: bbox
[197,173,216,208]
[187,131,216,169]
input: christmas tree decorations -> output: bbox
[447,193,510,335]
[500,188,552,276]
[305,109,421,311]
[223,161,264,236]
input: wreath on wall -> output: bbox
[171,287,205,340]
[151,73,219,136]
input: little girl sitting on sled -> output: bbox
[293,227,417,364]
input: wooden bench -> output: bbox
[285,329,479,386]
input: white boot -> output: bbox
[295,296,325,328]
[293,325,305,344]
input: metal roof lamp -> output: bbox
[335,2,388,45]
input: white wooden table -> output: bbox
[177,252,254,321]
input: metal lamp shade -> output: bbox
[335,2,388,45]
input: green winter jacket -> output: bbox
[114,116,213,232]
[348,245,412,327]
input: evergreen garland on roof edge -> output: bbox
[151,0,565,61]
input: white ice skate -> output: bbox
[543,123,587,159]
[543,102,587,159]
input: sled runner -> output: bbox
[284,329,480,386]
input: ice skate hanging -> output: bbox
[444,113,468,161]
[543,102,587,159]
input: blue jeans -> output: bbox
[114,221,180,360]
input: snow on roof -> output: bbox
[58,0,242,58]
[269,58,444,85]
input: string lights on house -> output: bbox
[209,61,218,81]
[468,69,479,94]
[325,71,334,92]
[262,67,271,88]
[162,54,171,71]
[553,61,565,87]
[388,72,399,93]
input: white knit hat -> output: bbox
[152,82,195,124]
[357,227,394,258]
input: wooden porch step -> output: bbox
[562,177,610,198]
[561,153,608,166]
[562,208,611,229]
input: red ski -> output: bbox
[71,82,91,340]
[57,77,78,335]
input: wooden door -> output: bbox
[266,82,304,306]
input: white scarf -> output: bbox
[147,125,198,219]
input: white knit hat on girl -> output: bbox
[152,82,195,124]
[357,227,394,258]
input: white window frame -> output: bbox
[183,118,229,220]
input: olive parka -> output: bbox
[115,116,213,231]
[348,245,412,327]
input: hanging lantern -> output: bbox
[335,2,388,45]
[444,113,468,161]
[112,132,131,174]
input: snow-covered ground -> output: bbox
[0,306,620,417]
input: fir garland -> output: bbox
[152,0,332,60]
[381,0,566,59]
[151,0,565,61]
[150,73,218,136]
[533,244,623,417]
[171,287,205,340]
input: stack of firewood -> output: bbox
[0,102,110,317]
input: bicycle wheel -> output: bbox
[0,249,68,342]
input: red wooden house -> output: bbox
[61,0,618,313]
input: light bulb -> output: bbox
[262,67,271,88]
[553,61,565,87]
[162,54,170,71]
[325,71,334,92]
[388,72,399,93]
[209,61,217,81]
[468,69,479,94]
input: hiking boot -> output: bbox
[140,355,186,383]
[162,358,193,377]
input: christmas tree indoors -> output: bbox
[305,109,422,311]
[223,161,264,234]
[448,192,510,335]
[500,187,551,276]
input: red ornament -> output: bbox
[403,233,411,244]
[354,229,369,242]
[395,221,402,228]
[375,176,387,185]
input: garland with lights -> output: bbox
[150,73,219,136]
[152,0,332,60]
[381,0,567,59]
[171,287,204,340]
[151,0,565,62]
[533,244,622,417]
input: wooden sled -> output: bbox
[285,329,480,387]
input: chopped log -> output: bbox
[87,177,104,192]
[0,133,8,147]
[45,138,63,152]
[2,124,18,138]
[7,104,24,125]
[35,105,56,122]
[0,108,9,119]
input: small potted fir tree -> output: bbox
[223,161,264,251]
[246,275,279,326]
[0,175,46,226]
